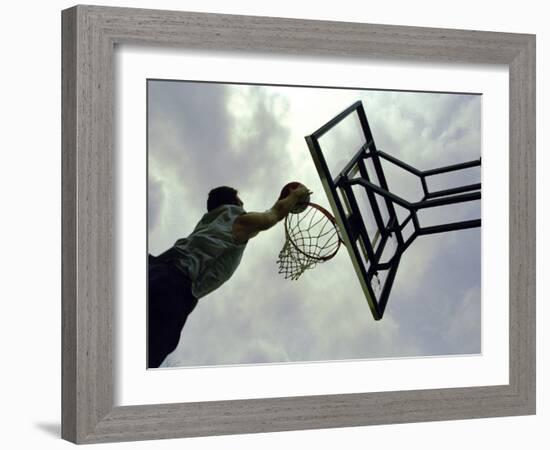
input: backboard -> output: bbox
[305,101,481,320]
[306,101,402,320]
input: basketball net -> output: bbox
[277,203,342,280]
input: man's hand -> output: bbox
[273,184,312,219]
[288,185,311,204]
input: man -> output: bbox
[148,184,310,368]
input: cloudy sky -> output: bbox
[147,80,481,368]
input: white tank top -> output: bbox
[164,205,248,299]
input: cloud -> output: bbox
[444,286,482,354]
[147,175,164,233]
[365,92,480,168]
[387,228,481,356]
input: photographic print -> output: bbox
[62,7,535,442]
[146,80,481,369]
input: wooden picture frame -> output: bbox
[61,5,536,444]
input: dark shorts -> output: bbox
[147,257,198,368]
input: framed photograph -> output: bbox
[62,5,535,444]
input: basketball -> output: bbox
[279,181,310,214]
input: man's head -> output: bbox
[207,186,243,212]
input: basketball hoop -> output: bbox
[277,203,343,280]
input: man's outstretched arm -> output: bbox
[232,186,310,242]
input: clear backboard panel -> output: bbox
[306,101,403,320]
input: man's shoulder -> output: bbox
[196,205,247,237]
[210,204,247,220]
